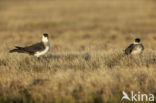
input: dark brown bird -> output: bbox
[9,33,50,57]
[125,38,144,55]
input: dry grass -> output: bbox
[0,0,156,103]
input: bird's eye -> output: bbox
[43,33,48,37]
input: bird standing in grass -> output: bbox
[9,33,50,58]
[125,38,144,55]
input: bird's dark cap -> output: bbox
[135,38,141,43]
[43,33,48,37]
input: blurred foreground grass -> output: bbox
[0,0,156,103]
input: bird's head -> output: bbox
[134,38,141,44]
[42,33,49,43]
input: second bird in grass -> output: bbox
[9,33,50,58]
[125,38,144,55]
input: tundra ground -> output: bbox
[0,0,156,103]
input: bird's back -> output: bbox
[125,44,134,55]
[23,42,45,54]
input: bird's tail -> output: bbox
[9,46,26,53]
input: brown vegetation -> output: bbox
[0,0,156,103]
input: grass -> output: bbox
[0,0,156,103]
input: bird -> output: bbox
[125,38,144,55]
[121,91,131,101]
[9,33,50,58]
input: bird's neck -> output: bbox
[42,38,49,46]
[42,36,49,42]
[134,42,141,44]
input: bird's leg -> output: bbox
[37,57,41,60]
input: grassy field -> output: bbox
[0,0,156,103]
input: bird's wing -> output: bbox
[125,44,134,55]
[23,42,45,54]
[141,44,144,50]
